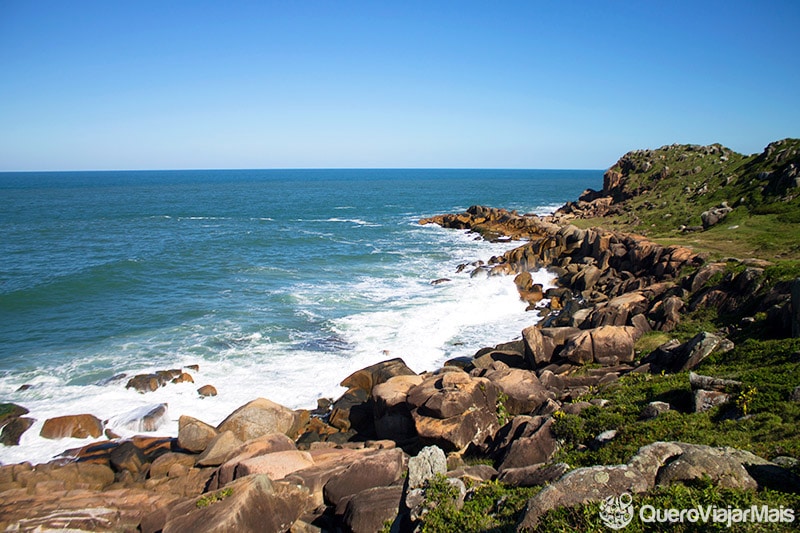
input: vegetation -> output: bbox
[571,138,800,260]
[195,487,233,508]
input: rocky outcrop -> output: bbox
[216,397,306,441]
[517,441,794,530]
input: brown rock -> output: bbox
[342,485,404,533]
[497,418,557,471]
[178,415,219,453]
[340,357,416,394]
[126,373,163,393]
[233,450,314,481]
[162,474,309,533]
[496,462,569,487]
[40,414,103,439]
[196,431,244,467]
[372,374,423,442]
[172,372,194,384]
[481,367,553,415]
[150,452,197,479]
[217,397,303,441]
[0,416,34,446]
[207,433,297,490]
[197,384,218,397]
[522,324,546,367]
[323,448,405,506]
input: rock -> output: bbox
[108,403,169,433]
[232,450,314,480]
[480,367,553,415]
[701,204,733,229]
[322,448,405,507]
[517,441,683,530]
[689,372,741,391]
[407,445,447,489]
[522,325,546,366]
[655,443,768,491]
[126,373,164,393]
[407,373,499,452]
[172,372,194,384]
[693,389,731,412]
[0,416,34,446]
[207,433,298,490]
[561,326,639,366]
[680,332,734,371]
[497,418,557,471]
[340,357,416,395]
[196,431,244,467]
[496,462,570,487]
[329,386,373,434]
[40,414,103,439]
[792,385,800,402]
[177,415,219,453]
[149,452,197,479]
[162,474,309,533]
[446,464,498,483]
[217,397,304,441]
[342,485,404,533]
[198,384,217,397]
[372,374,424,442]
[641,401,671,420]
[109,440,148,475]
[0,403,29,426]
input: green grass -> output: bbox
[419,475,540,533]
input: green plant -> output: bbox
[195,487,233,508]
[551,411,588,445]
[496,391,510,426]
[735,386,758,416]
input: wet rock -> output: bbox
[197,384,218,397]
[126,374,163,393]
[0,416,34,446]
[0,403,29,426]
[108,403,169,433]
[178,415,219,453]
[40,413,104,440]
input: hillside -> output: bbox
[557,138,800,260]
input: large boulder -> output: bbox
[0,416,34,446]
[560,326,639,366]
[322,447,405,507]
[478,367,553,415]
[495,417,557,471]
[177,415,219,453]
[40,414,104,439]
[232,450,315,481]
[340,357,416,395]
[162,474,310,533]
[216,398,304,441]
[206,433,297,490]
[342,485,404,533]
[372,374,424,442]
[407,372,499,452]
[407,445,447,489]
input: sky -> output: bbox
[0,1,798,171]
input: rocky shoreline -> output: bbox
[2,193,799,530]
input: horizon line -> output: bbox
[0,166,605,174]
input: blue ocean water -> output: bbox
[0,169,599,463]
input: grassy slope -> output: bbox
[416,140,800,532]
[571,138,800,261]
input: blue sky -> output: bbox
[1,1,798,171]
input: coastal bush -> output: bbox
[419,475,539,533]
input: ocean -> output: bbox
[0,168,600,464]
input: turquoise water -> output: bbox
[0,169,599,463]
